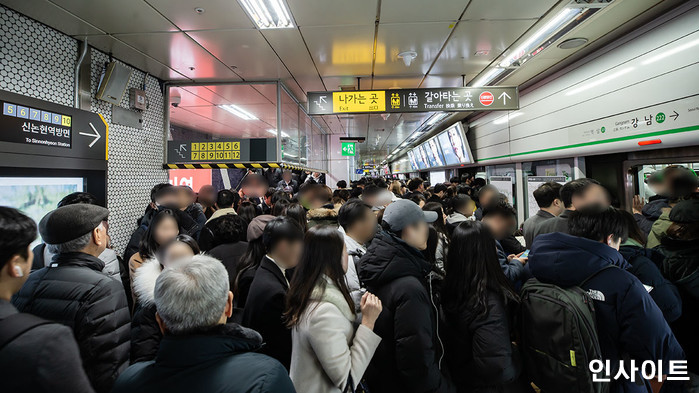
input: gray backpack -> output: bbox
[518,267,614,393]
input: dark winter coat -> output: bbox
[522,209,555,248]
[499,234,526,256]
[535,209,572,236]
[0,300,95,393]
[112,323,295,393]
[12,252,131,393]
[529,233,684,393]
[307,206,339,228]
[618,242,682,322]
[659,236,699,373]
[634,198,669,235]
[357,231,455,393]
[129,259,163,364]
[241,256,292,370]
[443,291,524,393]
[209,241,249,291]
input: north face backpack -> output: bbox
[518,266,615,393]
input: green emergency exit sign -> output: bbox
[341,142,355,156]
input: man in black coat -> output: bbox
[241,216,304,370]
[0,207,94,393]
[113,256,294,393]
[358,200,455,393]
[13,204,131,393]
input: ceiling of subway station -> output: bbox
[1,0,684,162]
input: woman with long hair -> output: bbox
[442,221,523,393]
[234,215,275,308]
[131,234,200,363]
[286,226,383,393]
[423,202,449,277]
[129,209,180,286]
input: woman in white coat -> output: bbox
[286,226,383,393]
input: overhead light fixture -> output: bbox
[284,153,297,158]
[267,129,290,138]
[565,67,634,96]
[558,37,588,49]
[398,51,418,67]
[471,67,506,87]
[641,37,699,65]
[493,112,524,125]
[219,104,257,120]
[238,0,295,29]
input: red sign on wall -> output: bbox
[168,169,212,192]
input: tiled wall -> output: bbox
[0,5,168,254]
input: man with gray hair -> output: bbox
[112,255,295,393]
[12,204,130,393]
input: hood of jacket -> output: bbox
[133,258,162,307]
[156,323,264,367]
[642,198,669,220]
[529,232,629,287]
[307,207,338,220]
[358,230,431,288]
[446,212,470,225]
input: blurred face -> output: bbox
[354,208,378,243]
[483,214,513,240]
[162,242,195,267]
[283,172,292,182]
[275,239,303,268]
[155,217,180,246]
[198,186,216,206]
[572,184,610,210]
[402,221,429,250]
[341,245,349,273]
[480,189,496,207]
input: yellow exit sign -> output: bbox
[332,91,385,113]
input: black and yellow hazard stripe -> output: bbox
[163,162,325,173]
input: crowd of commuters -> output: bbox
[0,166,697,393]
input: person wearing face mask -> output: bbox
[12,204,130,393]
[527,205,684,393]
[358,200,455,393]
[0,207,94,393]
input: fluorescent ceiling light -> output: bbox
[219,104,257,120]
[565,67,634,96]
[238,0,295,29]
[642,37,699,65]
[284,153,297,158]
[267,129,290,138]
[471,67,506,87]
[500,7,583,68]
[493,112,524,125]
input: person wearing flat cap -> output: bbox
[357,200,456,393]
[12,204,130,393]
[658,197,699,375]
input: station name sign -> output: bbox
[307,86,519,115]
[0,89,108,161]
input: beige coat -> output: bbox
[290,276,381,393]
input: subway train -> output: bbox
[0,0,697,393]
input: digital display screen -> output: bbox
[423,139,445,167]
[0,177,84,245]
[415,144,430,169]
[438,123,472,165]
[407,150,419,171]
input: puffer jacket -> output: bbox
[31,243,123,282]
[112,323,295,393]
[12,252,131,393]
[618,241,682,322]
[659,236,699,373]
[529,233,684,393]
[130,258,163,364]
[442,290,524,393]
[358,231,455,393]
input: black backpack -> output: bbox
[518,266,615,393]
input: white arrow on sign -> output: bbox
[498,92,511,105]
[79,122,101,148]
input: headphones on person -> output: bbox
[14,265,23,277]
